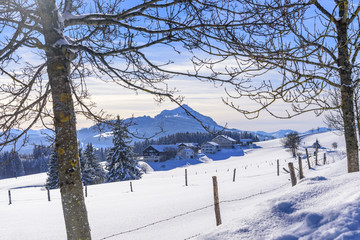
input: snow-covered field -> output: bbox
[1,130,359,240]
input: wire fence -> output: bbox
[99,182,289,240]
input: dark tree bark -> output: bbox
[37,0,91,238]
[337,0,359,172]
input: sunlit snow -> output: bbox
[1,130,359,240]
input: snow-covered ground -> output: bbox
[1,130,358,240]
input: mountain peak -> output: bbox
[157,104,194,118]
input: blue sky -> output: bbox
[84,73,326,133]
[80,44,327,133]
[1,1,328,133]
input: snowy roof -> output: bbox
[203,141,219,146]
[148,145,178,152]
[177,143,199,147]
[215,135,236,142]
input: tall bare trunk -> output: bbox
[37,0,91,239]
[338,0,359,172]
[354,91,360,140]
[341,86,359,172]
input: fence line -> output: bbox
[99,204,213,240]
[99,182,289,240]
[184,233,201,240]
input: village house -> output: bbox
[177,142,200,153]
[142,145,178,162]
[201,141,220,154]
[211,135,237,148]
[177,148,195,159]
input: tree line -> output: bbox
[0,144,109,180]
[0,145,51,180]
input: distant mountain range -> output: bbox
[3,105,330,153]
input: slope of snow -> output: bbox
[1,130,359,240]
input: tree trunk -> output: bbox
[37,1,91,239]
[341,86,359,172]
[354,90,360,140]
[337,1,359,173]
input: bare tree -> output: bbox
[282,131,301,157]
[184,0,360,173]
[0,1,210,239]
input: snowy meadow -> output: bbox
[1,130,359,240]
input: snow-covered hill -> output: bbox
[4,104,331,153]
[2,130,360,240]
[76,104,227,150]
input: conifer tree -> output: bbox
[11,152,25,178]
[46,149,59,189]
[106,117,142,182]
[79,148,92,186]
[83,143,105,185]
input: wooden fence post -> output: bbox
[233,168,236,182]
[323,153,327,165]
[277,160,280,176]
[130,182,133,192]
[212,176,222,226]
[85,185,88,198]
[8,190,11,205]
[185,169,188,186]
[305,148,311,169]
[288,162,297,187]
[298,156,304,179]
[47,188,51,202]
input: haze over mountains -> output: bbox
[5,105,329,153]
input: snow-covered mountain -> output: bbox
[77,104,226,149]
[4,105,225,153]
[3,105,330,153]
[256,127,331,139]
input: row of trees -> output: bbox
[1,0,360,239]
[0,145,51,179]
[0,151,24,179]
[0,144,108,180]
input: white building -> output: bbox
[212,135,236,148]
[178,148,195,159]
[201,141,219,154]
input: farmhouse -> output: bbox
[177,142,200,153]
[142,145,178,162]
[201,141,220,154]
[178,148,195,159]
[211,135,237,148]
